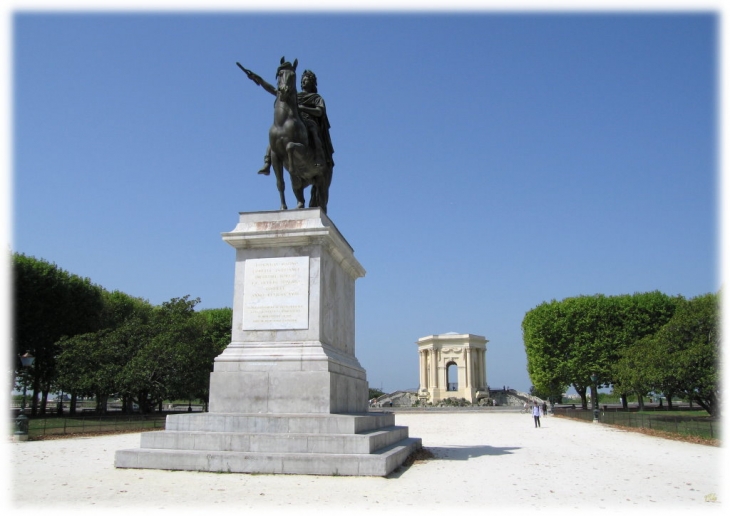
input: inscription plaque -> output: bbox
[242,256,310,330]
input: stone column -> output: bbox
[473,348,479,390]
[418,350,425,390]
[465,348,472,388]
[432,349,439,389]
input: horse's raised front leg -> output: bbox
[270,153,287,210]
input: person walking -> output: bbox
[542,400,548,416]
[532,403,542,428]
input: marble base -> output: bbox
[115,412,421,476]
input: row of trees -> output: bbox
[12,253,232,415]
[522,291,720,417]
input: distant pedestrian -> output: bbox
[532,403,541,428]
[542,401,547,416]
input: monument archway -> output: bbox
[417,333,488,404]
[446,361,458,392]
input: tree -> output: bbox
[13,252,235,415]
[522,300,571,405]
[609,291,681,408]
[12,253,106,415]
[55,292,154,414]
[56,330,125,414]
[523,291,680,410]
[613,335,657,410]
[200,308,233,353]
[196,308,233,409]
[647,293,720,417]
[368,388,385,400]
[118,296,206,413]
[55,295,233,414]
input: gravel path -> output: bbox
[6,411,723,514]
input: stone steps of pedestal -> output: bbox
[165,412,396,434]
[139,425,409,454]
[115,436,422,477]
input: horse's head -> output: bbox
[276,56,298,98]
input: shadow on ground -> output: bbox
[387,444,520,479]
[427,444,520,460]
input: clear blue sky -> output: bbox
[7,9,719,394]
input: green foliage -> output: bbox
[613,335,656,401]
[368,388,385,399]
[100,290,152,328]
[529,384,558,402]
[166,303,231,406]
[13,252,236,416]
[55,294,154,412]
[627,293,720,416]
[124,296,207,411]
[523,291,680,408]
[12,253,107,413]
[524,290,719,417]
[56,294,232,414]
[200,307,233,356]
[437,397,471,407]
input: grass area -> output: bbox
[635,409,708,416]
[609,423,720,447]
[12,414,166,439]
[604,411,719,441]
[554,408,720,445]
[30,427,162,441]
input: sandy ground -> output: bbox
[4,411,724,515]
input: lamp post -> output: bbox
[590,373,599,423]
[14,352,36,442]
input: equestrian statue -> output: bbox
[238,57,334,214]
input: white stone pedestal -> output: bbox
[209,208,368,414]
[115,209,420,476]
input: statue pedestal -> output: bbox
[116,209,420,476]
[209,208,368,414]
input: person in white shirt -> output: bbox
[532,403,542,428]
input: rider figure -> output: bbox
[243,66,334,176]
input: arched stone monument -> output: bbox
[417,333,488,404]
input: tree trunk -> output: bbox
[96,395,108,415]
[122,396,132,414]
[620,393,629,410]
[574,384,588,409]
[31,377,40,416]
[138,392,150,414]
[637,394,644,410]
[40,389,49,415]
[70,392,77,415]
[693,393,716,418]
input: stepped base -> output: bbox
[115,412,421,476]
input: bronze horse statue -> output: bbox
[238,57,331,214]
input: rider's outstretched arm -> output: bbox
[237,62,276,96]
